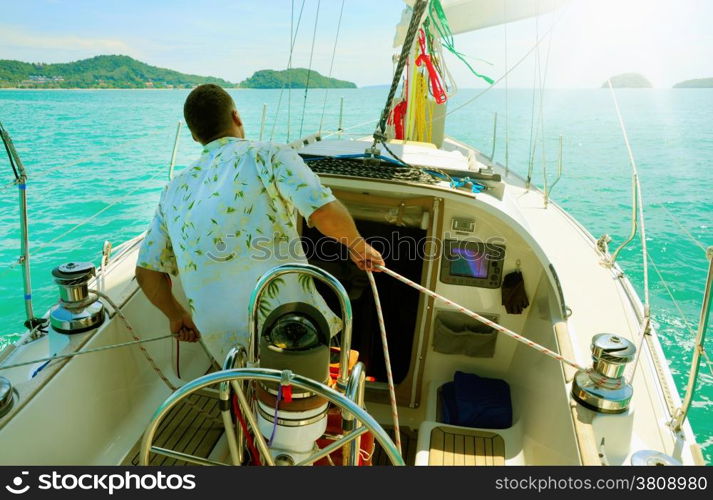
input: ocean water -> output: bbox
[0,87,711,462]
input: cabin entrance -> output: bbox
[302,219,426,384]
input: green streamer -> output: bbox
[428,0,494,85]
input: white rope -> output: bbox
[269,0,307,142]
[93,290,220,422]
[607,81,650,310]
[0,333,175,372]
[444,2,568,118]
[376,265,587,371]
[28,166,164,259]
[701,348,713,379]
[661,205,709,255]
[366,271,402,455]
[298,0,322,139]
[318,0,346,135]
[30,128,166,182]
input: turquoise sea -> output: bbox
[0,87,711,462]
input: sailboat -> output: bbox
[0,0,709,466]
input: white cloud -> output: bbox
[0,24,138,61]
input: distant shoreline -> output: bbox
[0,87,361,91]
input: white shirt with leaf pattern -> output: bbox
[137,137,340,362]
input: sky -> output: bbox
[0,0,711,88]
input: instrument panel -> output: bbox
[439,239,506,289]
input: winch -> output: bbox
[572,333,636,414]
[0,376,15,418]
[255,303,331,464]
[49,262,105,334]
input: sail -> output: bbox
[395,0,566,45]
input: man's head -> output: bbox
[183,84,244,144]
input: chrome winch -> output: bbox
[49,262,105,334]
[572,333,636,414]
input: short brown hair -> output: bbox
[183,84,235,143]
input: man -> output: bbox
[135,84,384,362]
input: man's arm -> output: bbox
[135,266,200,342]
[308,200,385,271]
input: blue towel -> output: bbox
[440,371,512,429]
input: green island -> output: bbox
[673,78,713,88]
[239,68,356,89]
[0,55,233,89]
[0,55,357,89]
[602,73,652,88]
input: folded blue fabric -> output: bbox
[440,371,512,429]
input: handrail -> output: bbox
[605,80,650,313]
[168,121,181,180]
[672,246,713,432]
[0,121,40,328]
[246,263,354,391]
[544,135,563,208]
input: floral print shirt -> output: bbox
[137,137,339,362]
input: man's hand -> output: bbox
[348,239,385,272]
[309,201,385,272]
[169,310,201,343]
[136,266,201,343]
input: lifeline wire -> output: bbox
[298,0,322,138]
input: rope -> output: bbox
[661,205,709,255]
[0,333,175,372]
[28,167,164,257]
[607,81,650,310]
[298,0,322,139]
[30,128,166,182]
[366,271,402,455]
[318,0,346,134]
[701,348,713,379]
[373,0,428,142]
[94,289,221,423]
[444,2,567,118]
[93,290,178,391]
[269,0,307,142]
[376,265,587,371]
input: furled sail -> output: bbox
[395,0,566,46]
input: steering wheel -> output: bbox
[139,367,404,466]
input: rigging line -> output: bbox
[373,0,429,142]
[702,348,713,380]
[1,128,20,180]
[504,4,509,172]
[30,127,167,183]
[537,9,556,191]
[607,80,650,309]
[299,0,322,139]
[318,0,345,135]
[445,1,568,118]
[648,250,696,337]
[30,167,165,257]
[661,204,708,255]
[0,180,17,192]
[644,251,713,382]
[0,334,176,372]
[287,0,296,142]
[320,116,379,139]
[269,0,307,142]
[526,13,541,187]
